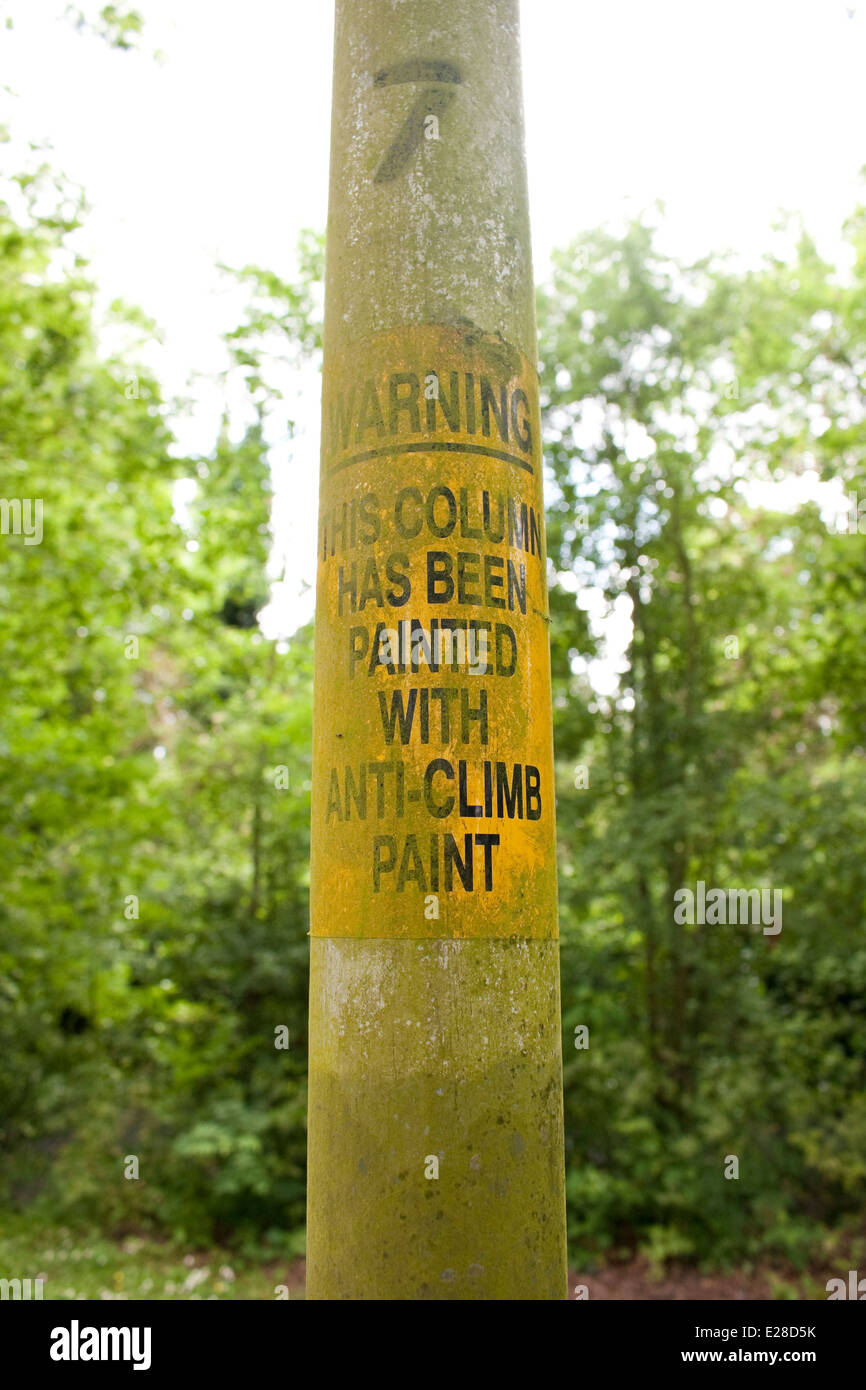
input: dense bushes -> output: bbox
[2,168,865,1265]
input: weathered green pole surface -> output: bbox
[307,0,567,1300]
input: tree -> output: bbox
[539,205,866,1264]
[0,158,320,1243]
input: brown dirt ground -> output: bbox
[274,1256,824,1299]
[569,1259,792,1300]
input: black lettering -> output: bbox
[482,491,505,543]
[430,687,458,740]
[388,372,421,434]
[367,762,389,817]
[460,688,488,744]
[337,562,357,615]
[458,760,482,817]
[525,765,542,820]
[345,764,367,819]
[457,551,482,606]
[349,625,369,676]
[510,388,532,452]
[465,372,476,434]
[428,833,439,892]
[419,686,430,741]
[444,833,473,891]
[496,762,523,819]
[385,552,411,606]
[358,556,385,611]
[480,377,508,443]
[425,369,461,432]
[368,622,395,675]
[475,833,500,890]
[410,619,434,673]
[507,559,526,614]
[468,619,492,673]
[495,623,517,676]
[378,689,417,744]
[426,484,457,538]
[459,488,483,539]
[507,498,529,550]
[329,385,356,451]
[360,493,381,543]
[355,378,386,442]
[424,758,454,818]
[427,551,454,603]
[397,835,426,891]
[530,507,542,558]
[483,553,505,608]
[394,486,423,539]
[438,617,463,671]
[333,502,350,556]
[326,768,343,821]
[373,835,397,890]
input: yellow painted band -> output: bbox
[310,324,557,940]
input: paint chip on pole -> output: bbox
[307,0,567,1300]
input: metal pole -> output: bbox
[307,0,566,1300]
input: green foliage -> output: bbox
[542,201,866,1267]
[64,4,145,51]
[0,1211,304,1298]
[0,162,316,1245]
[1,138,864,1274]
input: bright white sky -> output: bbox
[2,0,865,659]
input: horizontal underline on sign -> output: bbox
[327,441,535,475]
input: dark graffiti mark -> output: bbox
[373,58,462,87]
[328,440,534,477]
[372,59,461,183]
